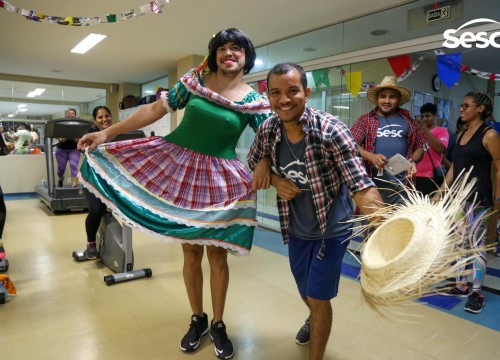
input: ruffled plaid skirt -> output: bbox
[78,136,257,255]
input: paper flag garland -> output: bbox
[397,56,425,83]
[434,49,500,81]
[0,0,170,26]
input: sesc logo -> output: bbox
[442,18,500,49]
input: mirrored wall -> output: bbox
[0,80,106,120]
[0,79,106,145]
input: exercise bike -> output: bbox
[0,135,10,274]
[0,258,8,273]
[72,211,152,285]
[72,130,152,285]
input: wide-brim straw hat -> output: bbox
[366,76,412,106]
[353,170,491,317]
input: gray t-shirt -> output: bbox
[374,114,409,181]
[278,132,352,240]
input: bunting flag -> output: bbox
[257,80,267,95]
[121,9,136,21]
[344,71,362,97]
[388,55,411,77]
[437,53,462,88]
[0,0,170,26]
[312,69,330,90]
[106,14,117,23]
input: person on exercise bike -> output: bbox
[81,106,113,258]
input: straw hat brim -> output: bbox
[361,205,446,297]
[367,85,412,106]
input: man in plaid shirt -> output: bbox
[248,63,382,360]
[350,76,425,205]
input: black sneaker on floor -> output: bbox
[464,292,484,314]
[58,178,64,187]
[84,242,98,259]
[210,320,234,359]
[435,283,469,298]
[295,316,310,345]
[180,313,208,353]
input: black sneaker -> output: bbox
[180,313,208,353]
[435,283,469,298]
[210,320,234,359]
[58,177,64,187]
[295,316,310,345]
[84,242,98,259]
[464,292,484,314]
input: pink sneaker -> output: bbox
[0,242,6,260]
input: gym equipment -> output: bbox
[0,258,8,272]
[0,286,6,304]
[72,130,151,285]
[72,212,152,285]
[0,273,16,305]
[35,118,93,213]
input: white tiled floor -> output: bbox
[1,199,499,360]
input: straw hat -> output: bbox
[360,205,447,308]
[352,170,490,317]
[366,76,412,105]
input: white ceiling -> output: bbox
[0,0,412,83]
[1,0,499,119]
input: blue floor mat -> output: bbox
[419,294,462,310]
[253,227,500,331]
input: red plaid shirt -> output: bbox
[247,106,374,243]
[350,107,426,177]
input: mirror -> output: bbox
[0,80,105,153]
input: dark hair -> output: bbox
[207,28,256,75]
[465,91,493,121]
[420,102,437,115]
[92,105,112,120]
[266,62,308,91]
[66,108,77,116]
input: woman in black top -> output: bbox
[434,92,500,314]
[81,106,113,258]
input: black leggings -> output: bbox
[0,185,5,239]
[415,176,440,197]
[84,189,107,243]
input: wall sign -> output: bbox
[427,6,450,23]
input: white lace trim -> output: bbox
[79,175,250,256]
[180,72,270,115]
[160,91,174,113]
